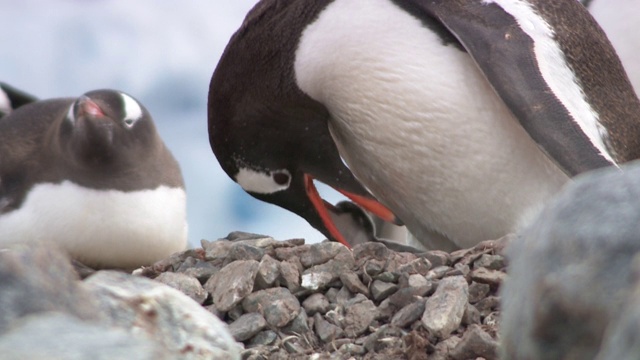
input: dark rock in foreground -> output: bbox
[501,161,640,360]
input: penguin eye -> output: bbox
[124,118,135,127]
[235,167,291,194]
[273,171,291,186]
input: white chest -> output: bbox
[294,0,568,249]
[0,181,188,268]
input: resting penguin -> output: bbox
[208,0,640,251]
[0,82,37,118]
[0,89,188,269]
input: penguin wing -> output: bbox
[397,0,616,176]
[0,82,38,118]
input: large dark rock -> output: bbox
[501,161,640,359]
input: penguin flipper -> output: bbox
[397,0,617,176]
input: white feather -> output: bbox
[295,0,568,249]
[0,181,188,268]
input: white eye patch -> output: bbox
[120,92,143,127]
[235,167,291,194]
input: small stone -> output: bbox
[314,313,344,343]
[227,304,244,321]
[407,274,429,289]
[302,293,330,315]
[352,242,389,261]
[462,304,481,326]
[468,282,491,304]
[432,335,462,360]
[247,330,278,347]
[475,296,500,317]
[385,252,419,273]
[363,259,385,276]
[387,285,433,308]
[470,268,506,288]
[425,266,451,280]
[338,343,366,356]
[484,312,500,328]
[278,260,301,292]
[273,245,311,262]
[423,251,450,268]
[473,254,506,270]
[229,243,265,262]
[343,299,377,337]
[281,309,310,335]
[242,287,301,328]
[391,299,427,328]
[362,325,404,353]
[325,287,339,304]
[205,260,259,312]
[397,257,432,275]
[301,259,351,291]
[223,231,271,242]
[154,272,207,305]
[449,324,498,360]
[176,260,219,282]
[202,240,232,262]
[421,276,469,339]
[374,271,399,283]
[446,263,470,277]
[340,272,369,296]
[300,242,349,267]
[228,313,267,341]
[336,286,355,306]
[255,254,280,289]
[370,280,399,301]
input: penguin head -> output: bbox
[61,90,157,167]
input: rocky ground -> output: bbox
[138,231,510,360]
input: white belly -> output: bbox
[0,181,188,268]
[295,0,569,249]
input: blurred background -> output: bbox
[0,1,637,248]
[0,0,345,247]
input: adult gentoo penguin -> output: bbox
[208,0,640,251]
[0,89,187,269]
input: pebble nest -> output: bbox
[137,232,509,360]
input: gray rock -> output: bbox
[468,281,491,304]
[422,275,468,339]
[301,258,352,291]
[370,280,398,301]
[353,241,390,259]
[449,324,498,360]
[300,241,349,267]
[242,287,301,328]
[470,267,505,288]
[425,266,451,280]
[302,293,330,315]
[205,259,259,312]
[473,254,506,270]
[0,313,169,360]
[431,335,462,360]
[387,285,433,308]
[278,259,301,292]
[281,308,311,335]
[501,162,640,360]
[154,272,207,305]
[423,250,450,268]
[228,313,267,342]
[343,299,377,337]
[0,245,101,333]
[255,254,280,289]
[407,274,430,289]
[84,271,241,359]
[390,299,426,328]
[314,313,344,343]
[475,296,500,317]
[247,330,278,347]
[340,271,369,296]
[202,240,232,262]
[462,303,481,326]
[229,243,265,262]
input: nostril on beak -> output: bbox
[75,96,105,118]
